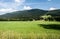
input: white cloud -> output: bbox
[49,7,57,10]
[15,0,25,3]
[0,8,18,15]
[23,6,32,10]
[0,8,17,12]
[48,0,52,1]
[14,0,25,6]
[0,0,26,15]
[15,0,21,3]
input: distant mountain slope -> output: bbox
[47,9,60,16]
[46,9,60,21]
[0,9,60,21]
[0,9,47,19]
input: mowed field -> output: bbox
[0,21,60,39]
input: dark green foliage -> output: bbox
[0,9,60,21]
[0,9,47,21]
[47,9,60,16]
[38,24,60,30]
[46,9,60,21]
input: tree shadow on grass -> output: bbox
[38,24,60,30]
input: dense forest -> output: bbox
[0,9,60,21]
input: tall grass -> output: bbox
[0,21,60,39]
[0,31,60,39]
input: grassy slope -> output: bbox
[0,21,60,39]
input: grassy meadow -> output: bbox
[0,21,60,39]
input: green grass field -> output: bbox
[0,21,60,39]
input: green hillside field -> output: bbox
[0,21,60,39]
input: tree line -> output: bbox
[0,15,60,21]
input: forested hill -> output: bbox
[46,9,60,16]
[0,9,47,20]
[0,9,60,21]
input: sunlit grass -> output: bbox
[0,21,60,39]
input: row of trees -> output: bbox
[41,15,60,21]
[0,15,60,21]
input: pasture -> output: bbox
[0,21,60,39]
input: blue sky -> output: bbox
[0,0,60,15]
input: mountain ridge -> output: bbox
[0,9,60,21]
